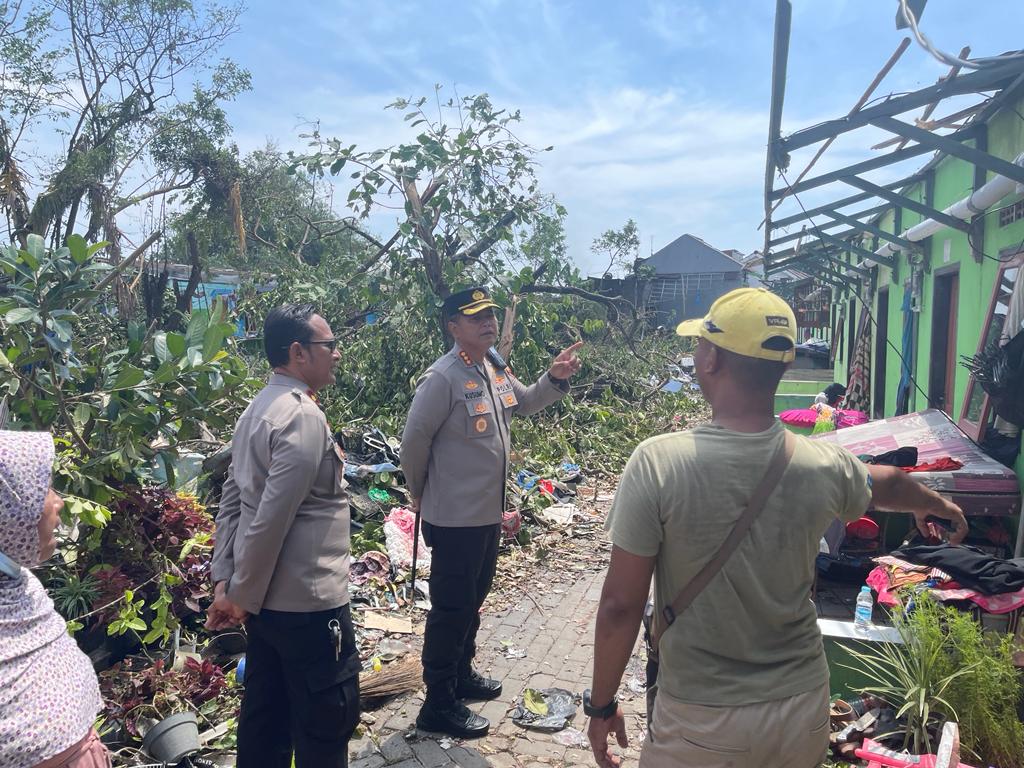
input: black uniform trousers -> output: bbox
[421,522,501,689]
[237,603,361,768]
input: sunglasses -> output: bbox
[281,339,338,352]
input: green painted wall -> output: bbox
[826,95,1024,501]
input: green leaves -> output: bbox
[109,365,145,391]
[5,307,39,324]
[185,308,208,350]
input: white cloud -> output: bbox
[644,0,712,50]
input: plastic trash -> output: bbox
[516,470,539,490]
[552,727,589,747]
[344,461,399,480]
[383,507,431,573]
[368,487,392,503]
[377,639,412,661]
[535,503,576,528]
[854,585,874,631]
[511,688,578,732]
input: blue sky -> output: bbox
[217,0,1024,273]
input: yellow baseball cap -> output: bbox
[675,287,797,362]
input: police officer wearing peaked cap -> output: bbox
[401,286,583,738]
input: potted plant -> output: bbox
[839,595,976,755]
[99,656,237,760]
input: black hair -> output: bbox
[824,383,847,407]
[264,304,317,366]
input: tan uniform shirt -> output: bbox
[401,346,568,528]
[212,373,350,615]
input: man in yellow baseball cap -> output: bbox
[675,286,798,363]
[586,286,968,768]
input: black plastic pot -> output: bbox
[141,711,200,764]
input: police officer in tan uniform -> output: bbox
[207,304,359,768]
[401,287,583,737]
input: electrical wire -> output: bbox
[965,202,1024,264]
[776,170,957,424]
[785,180,1024,452]
[897,0,1024,70]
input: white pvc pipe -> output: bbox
[867,151,1024,266]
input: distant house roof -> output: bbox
[742,251,815,288]
[640,234,744,275]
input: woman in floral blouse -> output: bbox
[0,431,110,768]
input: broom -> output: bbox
[359,655,423,704]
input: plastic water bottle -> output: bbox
[854,586,873,631]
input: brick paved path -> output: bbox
[350,508,648,768]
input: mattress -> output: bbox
[810,409,1020,517]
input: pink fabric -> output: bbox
[385,506,416,536]
[0,431,103,768]
[868,562,1024,614]
[778,408,868,429]
[32,729,110,768]
[867,566,900,607]
[930,585,1024,614]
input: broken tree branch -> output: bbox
[72,230,162,313]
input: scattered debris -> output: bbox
[383,507,431,573]
[511,687,579,732]
[552,727,589,747]
[360,656,423,704]
[361,612,414,634]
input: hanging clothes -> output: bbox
[845,303,872,414]
[895,288,915,415]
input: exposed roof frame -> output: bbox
[762,0,1024,277]
[769,203,892,247]
[774,248,871,280]
[842,176,971,232]
[777,59,1024,154]
[772,186,912,227]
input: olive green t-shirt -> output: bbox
[607,422,871,706]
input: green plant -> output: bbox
[934,608,1024,767]
[48,568,101,621]
[839,595,977,754]
[100,656,237,737]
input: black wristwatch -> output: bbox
[583,689,618,719]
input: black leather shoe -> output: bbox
[416,699,490,739]
[455,669,503,701]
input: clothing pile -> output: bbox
[867,544,1024,617]
[857,446,964,474]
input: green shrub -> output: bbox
[937,608,1024,767]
